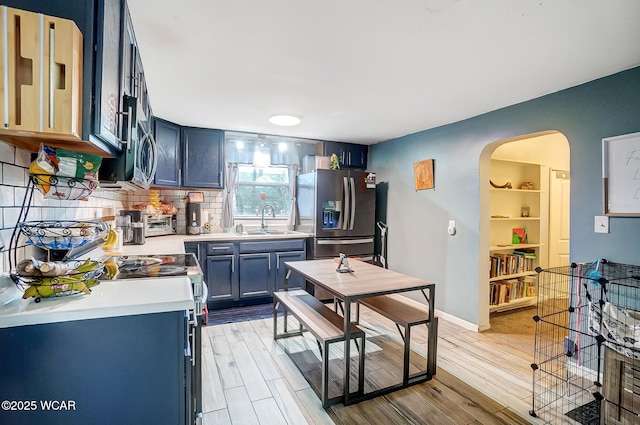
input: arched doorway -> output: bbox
[478,131,570,332]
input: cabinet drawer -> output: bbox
[206,242,235,256]
[239,239,305,254]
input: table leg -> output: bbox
[343,297,351,405]
[284,269,290,291]
[427,317,438,376]
[403,324,410,386]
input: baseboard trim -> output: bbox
[436,308,479,332]
[386,293,479,332]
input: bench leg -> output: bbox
[273,300,279,340]
[358,333,365,395]
[322,340,330,408]
[283,306,288,332]
[273,300,305,340]
[403,324,411,386]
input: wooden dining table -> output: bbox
[283,258,437,406]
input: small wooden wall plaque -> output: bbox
[414,159,434,191]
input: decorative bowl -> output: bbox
[18,219,109,250]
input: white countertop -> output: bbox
[0,274,195,328]
[0,231,310,329]
[120,231,311,256]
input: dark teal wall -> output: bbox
[370,66,640,326]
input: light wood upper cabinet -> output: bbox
[42,14,83,137]
[1,6,82,137]
[0,6,105,156]
[3,6,41,132]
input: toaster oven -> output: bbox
[145,214,176,237]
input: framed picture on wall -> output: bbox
[414,159,434,191]
[602,132,640,216]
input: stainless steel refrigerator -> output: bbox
[296,169,377,293]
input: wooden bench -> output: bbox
[273,289,366,408]
[359,294,438,385]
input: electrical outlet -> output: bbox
[594,215,609,233]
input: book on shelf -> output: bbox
[489,250,537,278]
[523,275,537,297]
[490,280,510,305]
[489,276,536,305]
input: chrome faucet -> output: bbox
[261,204,275,230]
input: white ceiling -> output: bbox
[126,0,640,145]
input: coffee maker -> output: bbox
[186,192,203,235]
[120,210,145,245]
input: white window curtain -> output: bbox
[220,163,238,230]
[287,164,299,228]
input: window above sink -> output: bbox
[235,164,291,217]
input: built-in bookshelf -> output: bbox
[489,159,548,313]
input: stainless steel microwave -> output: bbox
[98,95,158,191]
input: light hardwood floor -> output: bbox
[201,305,549,425]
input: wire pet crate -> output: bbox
[530,260,640,424]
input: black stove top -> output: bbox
[111,253,203,281]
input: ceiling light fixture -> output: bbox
[269,114,302,126]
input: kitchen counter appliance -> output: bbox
[186,192,204,235]
[98,96,158,191]
[106,252,205,425]
[145,214,176,237]
[120,209,145,245]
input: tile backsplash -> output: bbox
[0,141,125,273]
[124,188,224,233]
[0,141,277,273]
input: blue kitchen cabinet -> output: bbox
[0,312,190,425]
[344,143,368,169]
[190,238,306,309]
[90,0,125,151]
[275,250,306,291]
[121,3,151,126]
[182,127,224,189]
[184,241,200,258]
[238,239,307,299]
[316,141,368,169]
[205,242,237,303]
[238,253,272,298]
[120,4,136,99]
[153,118,182,187]
[153,124,224,189]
